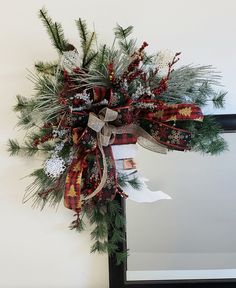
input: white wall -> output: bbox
[0,0,236,287]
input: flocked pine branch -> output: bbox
[157,65,225,107]
[14,95,29,112]
[23,168,66,209]
[27,71,64,123]
[16,111,35,129]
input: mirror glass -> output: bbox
[126,132,236,281]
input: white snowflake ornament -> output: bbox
[44,155,66,178]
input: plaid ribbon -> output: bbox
[113,133,137,145]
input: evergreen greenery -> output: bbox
[76,18,98,68]
[35,61,58,75]
[39,8,69,53]
[114,24,136,55]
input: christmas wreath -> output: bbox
[8,9,227,263]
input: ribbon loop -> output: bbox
[100,107,118,122]
[87,113,105,132]
[88,107,118,146]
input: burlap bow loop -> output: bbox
[88,107,118,146]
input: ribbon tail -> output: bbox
[82,133,118,202]
[139,119,192,151]
[100,144,117,200]
[81,133,108,201]
[64,158,85,212]
[114,124,167,154]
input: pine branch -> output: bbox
[128,177,142,190]
[114,212,125,229]
[109,229,124,246]
[30,168,49,182]
[14,95,36,127]
[106,242,118,254]
[212,91,227,109]
[8,139,37,157]
[157,65,223,106]
[14,95,28,112]
[24,169,66,209]
[85,32,95,57]
[115,251,129,266]
[27,127,52,143]
[35,61,58,75]
[206,136,228,155]
[91,222,107,240]
[183,116,228,155]
[69,214,86,232]
[106,200,127,264]
[27,71,64,123]
[93,45,107,69]
[24,141,41,156]
[90,240,108,254]
[117,173,130,187]
[89,205,106,224]
[7,139,53,157]
[114,24,133,39]
[119,39,136,55]
[142,53,155,66]
[54,22,68,51]
[84,51,98,67]
[76,18,89,64]
[7,139,21,156]
[118,173,142,189]
[85,199,127,262]
[17,112,35,129]
[40,142,54,152]
[114,24,135,55]
[76,18,88,51]
[39,8,69,53]
[76,18,97,67]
